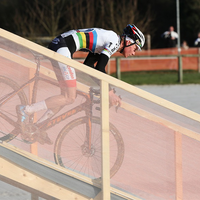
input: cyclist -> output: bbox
[17,24,145,144]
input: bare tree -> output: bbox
[99,0,105,28]
[14,6,39,37]
[13,0,155,46]
[67,0,95,29]
[14,0,71,37]
[103,0,155,35]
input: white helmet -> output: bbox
[122,24,145,50]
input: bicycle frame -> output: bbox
[0,55,96,147]
[0,55,125,179]
[30,56,95,147]
[37,90,93,132]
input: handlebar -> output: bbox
[90,87,122,113]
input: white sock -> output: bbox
[25,101,47,115]
[36,109,54,124]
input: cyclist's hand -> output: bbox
[109,89,121,108]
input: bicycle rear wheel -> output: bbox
[0,76,27,142]
[54,116,124,178]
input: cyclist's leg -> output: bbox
[18,47,76,117]
[35,47,77,125]
[44,47,77,113]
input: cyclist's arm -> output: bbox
[84,52,120,107]
[95,53,109,73]
[84,52,111,87]
[84,52,109,74]
[83,52,100,68]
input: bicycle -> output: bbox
[0,53,124,178]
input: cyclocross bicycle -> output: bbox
[0,53,124,178]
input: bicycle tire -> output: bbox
[54,116,124,178]
[0,76,28,142]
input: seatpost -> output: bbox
[35,56,41,76]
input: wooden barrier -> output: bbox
[74,48,200,75]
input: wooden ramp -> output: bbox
[0,142,139,200]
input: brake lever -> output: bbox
[115,95,122,113]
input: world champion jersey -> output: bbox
[60,28,121,58]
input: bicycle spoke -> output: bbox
[54,116,124,178]
[0,111,18,127]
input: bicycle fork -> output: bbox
[82,92,94,156]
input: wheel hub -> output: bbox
[81,142,95,157]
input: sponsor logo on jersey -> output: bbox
[52,38,60,44]
[111,47,117,52]
[108,42,112,48]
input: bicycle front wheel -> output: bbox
[0,76,27,142]
[54,116,124,178]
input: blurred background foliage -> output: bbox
[0,0,200,49]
